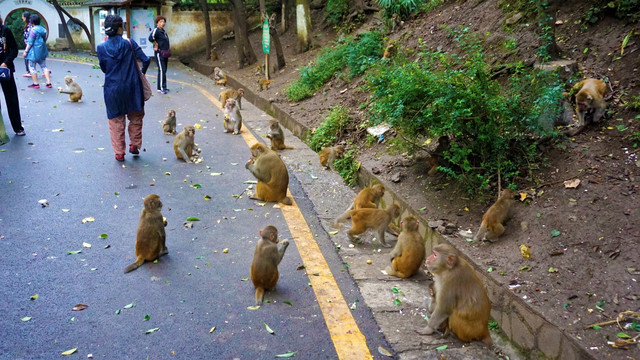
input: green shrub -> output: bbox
[326,0,350,25]
[308,105,351,152]
[346,31,385,78]
[366,28,563,194]
[334,149,360,186]
[376,0,441,17]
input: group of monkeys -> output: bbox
[122,75,609,347]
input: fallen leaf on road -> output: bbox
[204,195,211,200]
[99,233,108,239]
[246,306,260,310]
[328,231,338,235]
[52,128,64,132]
[264,322,275,334]
[241,277,248,281]
[61,347,77,356]
[123,303,135,309]
[82,242,91,248]
[276,351,298,358]
[21,316,32,322]
[62,209,70,212]
[209,326,216,333]
[72,304,88,311]
[144,315,150,321]
[81,217,95,223]
[243,180,258,184]
[283,301,293,306]
[30,294,38,300]
[145,328,159,334]
[222,248,229,253]
[435,345,448,351]
[67,250,82,255]
[186,217,200,221]
[377,346,392,357]
[564,178,581,188]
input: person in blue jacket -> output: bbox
[96,14,150,162]
[148,15,170,94]
[23,14,51,89]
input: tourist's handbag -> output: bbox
[159,49,171,58]
[0,67,11,82]
[127,39,152,101]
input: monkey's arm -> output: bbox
[178,147,192,163]
[389,242,402,260]
[246,163,272,183]
[275,240,289,264]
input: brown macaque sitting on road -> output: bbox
[213,67,227,86]
[473,188,517,242]
[319,145,345,170]
[564,78,607,135]
[245,143,292,205]
[173,125,196,163]
[421,243,492,345]
[57,76,83,102]
[250,225,290,306]
[384,216,425,278]
[266,120,294,150]
[344,204,400,247]
[162,109,176,135]
[124,194,168,273]
[219,88,244,110]
[223,98,243,135]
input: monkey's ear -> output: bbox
[446,254,457,267]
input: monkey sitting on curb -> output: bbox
[57,76,83,102]
[213,67,227,86]
[384,216,425,278]
[319,145,345,170]
[266,120,294,150]
[124,194,168,273]
[250,225,289,306]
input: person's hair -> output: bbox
[22,11,31,21]
[155,15,166,25]
[104,14,123,37]
[30,14,41,26]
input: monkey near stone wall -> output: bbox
[267,120,294,150]
[385,216,425,278]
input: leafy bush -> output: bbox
[334,148,360,187]
[308,106,351,152]
[326,0,350,25]
[366,28,563,194]
[582,0,640,23]
[286,32,384,102]
[376,0,441,17]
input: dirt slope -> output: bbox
[197,0,640,357]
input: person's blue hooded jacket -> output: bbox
[25,25,48,61]
[96,35,150,119]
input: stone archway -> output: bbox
[4,8,50,49]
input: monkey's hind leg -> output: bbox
[473,224,487,242]
[254,287,265,306]
[486,223,504,241]
[124,256,145,273]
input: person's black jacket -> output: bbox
[0,25,19,72]
[148,27,170,51]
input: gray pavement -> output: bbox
[0,55,391,359]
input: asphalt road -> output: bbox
[0,55,390,359]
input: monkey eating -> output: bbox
[473,188,517,242]
[319,145,345,170]
[250,225,290,306]
[223,98,243,135]
[421,243,492,345]
[565,78,607,135]
[124,194,168,273]
[342,204,400,247]
[266,120,294,150]
[57,76,83,102]
[213,67,227,86]
[162,109,176,135]
[245,143,292,205]
[384,216,425,278]
[219,88,244,110]
[173,125,196,163]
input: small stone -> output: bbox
[372,167,381,174]
[391,173,402,183]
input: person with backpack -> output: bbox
[23,14,51,89]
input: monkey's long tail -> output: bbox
[124,257,145,273]
[473,225,487,242]
[254,287,265,306]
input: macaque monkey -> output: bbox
[333,184,385,227]
[219,88,244,110]
[345,204,400,247]
[266,120,294,150]
[319,145,345,170]
[390,13,404,32]
[162,109,176,135]
[124,194,168,273]
[250,225,290,306]
[384,216,425,278]
[423,243,492,345]
[210,50,218,62]
[57,76,83,102]
[258,78,271,91]
[245,143,292,205]
[173,125,196,163]
[473,188,517,241]
[566,78,607,128]
[213,67,227,86]
[223,98,243,135]
[383,41,396,59]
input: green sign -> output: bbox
[262,19,270,54]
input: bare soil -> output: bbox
[197,1,640,357]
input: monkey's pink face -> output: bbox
[425,251,438,268]
[577,101,589,111]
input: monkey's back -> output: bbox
[393,234,425,277]
[448,260,492,343]
[135,210,166,260]
[255,153,289,202]
[250,242,280,289]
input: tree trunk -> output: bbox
[296,0,312,53]
[229,0,257,69]
[269,14,286,70]
[199,0,212,59]
[50,0,76,52]
[281,0,286,33]
[50,0,95,55]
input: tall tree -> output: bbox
[296,0,312,52]
[50,0,95,54]
[51,0,76,52]
[199,0,212,59]
[268,13,286,70]
[229,0,257,68]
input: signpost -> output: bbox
[262,18,270,79]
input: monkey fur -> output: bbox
[214,67,227,86]
[124,194,168,273]
[473,188,517,242]
[173,125,196,163]
[57,76,83,102]
[162,109,176,135]
[344,204,400,247]
[250,225,289,306]
[319,145,345,170]
[219,88,244,110]
[223,98,243,135]
[384,216,425,278]
[245,143,292,205]
[266,120,294,150]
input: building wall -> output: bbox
[165,10,234,56]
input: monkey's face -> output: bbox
[184,126,195,137]
[238,89,244,96]
[64,77,73,85]
[269,121,278,130]
[225,99,236,111]
[576,93,593,111]
[336,146,345,157]
[169,110,175,117]
[425,250,438,271]
[250,143,268,159]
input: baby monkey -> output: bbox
[124,194,168,273]
[162,109,176,135]
[266,120,294,150]
[57,76,83,102]
[319,145,345,170]
[223,98,243,135]
[250,225,289,306]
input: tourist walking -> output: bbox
[0,15,25,136]
[23,14,51,89]
[96,14,150,162]
[21,11,32,77]
[148,15,170,94]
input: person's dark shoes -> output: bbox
[27,83,40,89]
[45,83,52,88]
[161,90,168,94]
[164,89,170,93]
[15,130,26,136]
[115,154,125,162]
[129,145,139,155]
